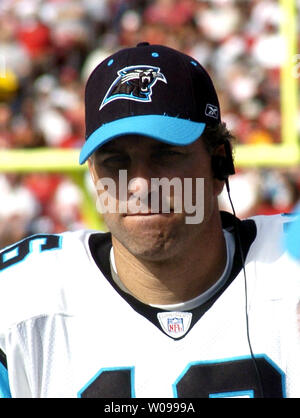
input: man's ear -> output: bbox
[213,143,227,157]
[211,142,235,181]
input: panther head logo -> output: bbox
[100,65,167,110]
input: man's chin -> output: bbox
[111,229,182,262]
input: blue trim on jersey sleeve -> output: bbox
[0,362,12,398]
[283,212,300,261]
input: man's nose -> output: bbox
[127,160,156,186]
[127,175,151,200]
[126,161,157,203]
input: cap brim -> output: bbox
[79,115,206,164]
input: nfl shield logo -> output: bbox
[157,312,192,339]
[167,317,184,334]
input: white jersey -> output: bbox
[0,212,300,398]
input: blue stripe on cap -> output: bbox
[79,115,206,164]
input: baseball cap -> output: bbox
[79,42,221,164]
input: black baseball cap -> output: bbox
[79,42,221,164]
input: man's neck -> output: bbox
[111,221,227,306]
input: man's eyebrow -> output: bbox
[95,144,123,154]
[153,143,179,149]
[151,143,184,151]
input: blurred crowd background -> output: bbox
[0,0,300,249]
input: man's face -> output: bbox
[88,135,224,261]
